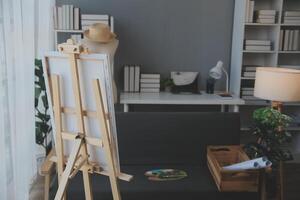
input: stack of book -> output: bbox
[255,10,276,24]
[245,0,255,23]
[283,11,300,24]
[81,15,109,31]
[242,65,259,78]
[54,5,80,30]
[244,40,272,51]
[124,65,140,93]
[140,74,160,93]
[279,29,300,51]
[241,87,257,100]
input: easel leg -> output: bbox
[54,138,83,200]
[93,80,122,200]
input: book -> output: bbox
[283,19,300,24]
[62,5,66,29]
[124,66,129,92]
[58,7,63,29]
[284,11,300,17]
[284,16,300,20]
[256,10,276,15]
[241,87,254,91]
[74,8,80,30]
[249,1,255,23]
[288,30,294,50]
[242,90,254,95]
[141,74,161,79]
[66,5,70,29]
[245,0,250,23]
[293,30,299,51]
[243,66,258,71]
[140,88,160,93]
[129,66,135,92]
[81,20,109,26]
[245,40,271,46]
[243,72,256,77]
[284,30,290,51]
[279,30,284,51]
[242,96,259,100]
[69,5,74,30]
[256,18,275,24]
[256,15,275,19]
[134,66,140,92]
[53,6,58,29]
[140,83,160,88]
[140,79,160,83]
[81,14,109,20]
[245,45,271,51]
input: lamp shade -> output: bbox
[209,61,224,79]
[254,67,300,102]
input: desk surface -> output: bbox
[120,92,245,105]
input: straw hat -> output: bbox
[84,23,116,43]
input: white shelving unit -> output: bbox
[54,16,114,48]
[230,0,300,131]
[230,0,300,104]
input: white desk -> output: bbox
[120,92,245,112]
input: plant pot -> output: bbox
[164,86,172,92]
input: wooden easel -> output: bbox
[45,39,132,200]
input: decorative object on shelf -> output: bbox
[160,78,174,92]
[206,77,215,94]
[209,61,229,93]
[171,72,199,94]
[145,169,187,181]
[244,67,300,200]
[83,23,116,43]
[35,59,52,154]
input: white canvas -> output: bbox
[43,51,119,172]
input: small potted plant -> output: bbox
[244,107,293,199]
[161,78,174,92]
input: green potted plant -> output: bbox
[244,107,293,198]
[160,78,174,92]
[35,59,52,155]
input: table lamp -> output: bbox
[254,67,300,112]
[209,61,229,93]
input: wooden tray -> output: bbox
[207,145,260,192]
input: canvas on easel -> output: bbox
[43,39,132,200]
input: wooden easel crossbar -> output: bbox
[43,39,132,200]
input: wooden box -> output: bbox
[207,145,260,192]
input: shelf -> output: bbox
[278,51,300,54]
[243,50,276,53]
[55,29,84,33]
[245,23,279,26]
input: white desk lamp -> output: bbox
[209,61,229,93]
[254,67,300,112]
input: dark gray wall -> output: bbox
[56,0,235,90]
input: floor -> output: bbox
[29,174,44,200]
